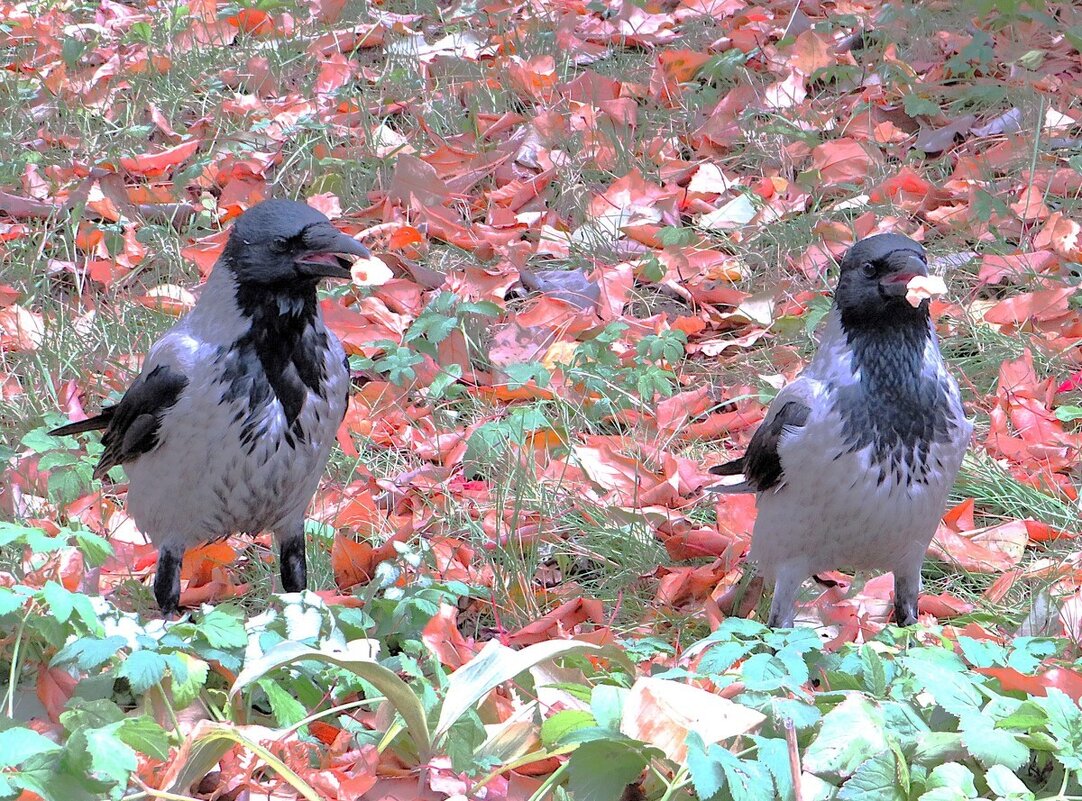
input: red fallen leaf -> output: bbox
[507,55,558,102]
[662,528,738,561]
[315,53,353,95]
[1057,371,1082,393]
[505,598,607,647]
[1034,211,1082,260]
[977,666,1082,701]
[918,592,974,619]
[928,520,1028,574]
[1025,520,1075,542]
[984,287,1076,326]
[227,8,276,35]
[119,139,201,176]
[37,666,78,723]
[421,604,475,669]
[307,721,341,745]
[810,138,881,187]
[181,541,236,587]
[181,230,229,276]
[331,535,377,590]
[869,166,932,207]
[977,250,1060,285]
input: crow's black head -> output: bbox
[834,233,929,328]
[221,199,370,287]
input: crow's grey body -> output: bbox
[709,234,971,627]
[123,264,348,548]
[53,200,368,615]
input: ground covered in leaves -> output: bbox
[2,0,1082,798]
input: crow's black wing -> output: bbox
[708,399,810,493]
[52,364,188,480]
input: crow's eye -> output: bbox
[861,261,877,278]
[271,236,290,253]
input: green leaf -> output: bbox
[85,723,137,784]
[53,636,128,670]
[566,739,646,801]
[259,678,307,726]
[435,639,627,743]
[198,607,247,649]
[838,749,906,801]
[502,362,551,390]
[541,710,596,748]
[902,94,941,117]
[804,696,889,779]
[1057,405,1082,422]
[590,685,626,731]
[996,700,1048,731]
[230,639,431,758]
[960,711,1028,769]
[74,529,113,565]
[901,650,982,717]
[426,364,463,399]
[458,300,501,317]
[686,733,774,801]
[920,762,977,800]
[984,764,1034,799]
[118,649,168,694]
[0,587,24,616]
[1034,688,1082,770]
[166,652,209,709]
[116,716,170,761]
[861,646,887,696]
[0,727,62,768]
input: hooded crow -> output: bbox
[708,234,972,627]
[52,199,370,616]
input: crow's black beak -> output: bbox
[296,224,371,279]
[880,252,928,297]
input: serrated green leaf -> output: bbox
[921,762,977,800]
[566,739,646,801]
[996,700,1048,731]
[119,649,167,694]
[984,763,1034,799]
[838,749,906,801]
[116,716,170,761]
[40,581,73,624]
[426,363,463,399]
[74,529,113,565]
[167,652,209,709]
[258,678,307,726]
[901,650,981,717]
[52,636,128,670]
[0,587,24,616]
[804,696,889,779]
[686,733,774,801]
[198,607,247,649]
[85,723,137,784]
[0,727,62,768]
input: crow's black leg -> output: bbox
[893,566,921,626]
[277,520,307,594]
[154,545,183,617]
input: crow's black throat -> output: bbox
[834,306,956,485]
[219,279,330,442]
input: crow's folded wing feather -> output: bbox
[51,364,188,480]
[707,383,812,494]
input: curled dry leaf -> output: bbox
[904,274,947,308]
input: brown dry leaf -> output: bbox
[619,677,765,763]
